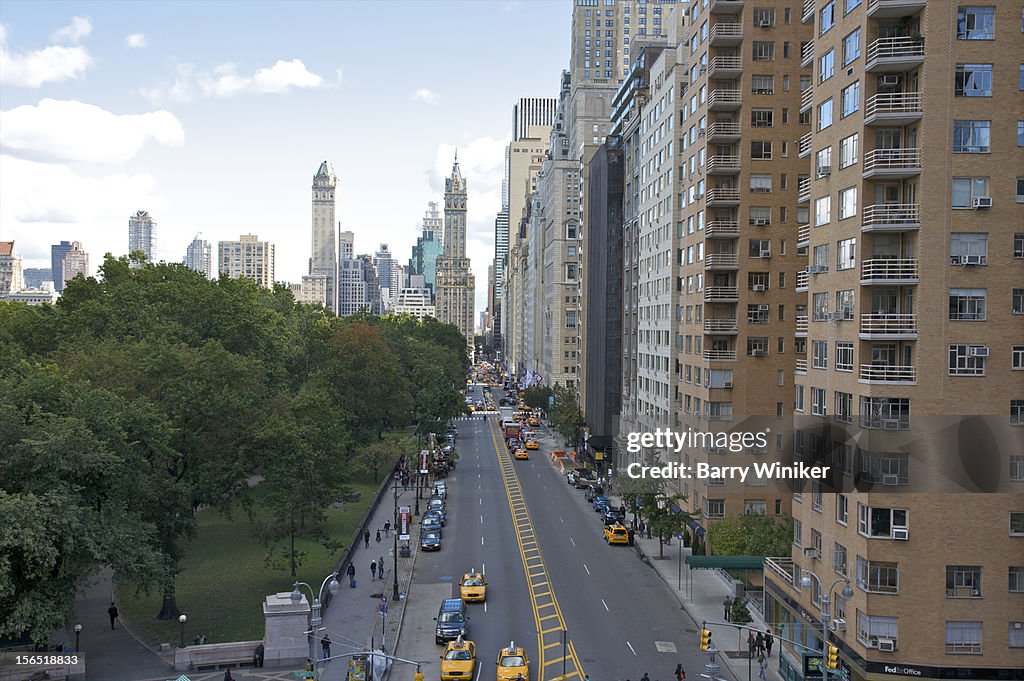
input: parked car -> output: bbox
[432,481,448,499]
[424,509,446,528]
[603,523,630,545]
[592,496,610,511]
[421,531,442,551]
[422,516,443,535]
[602,509,625,525]
[434,599,469,644]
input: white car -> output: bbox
[433,482,448,499]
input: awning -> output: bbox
[685,556,766,570]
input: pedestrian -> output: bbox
[375,529,381,543]
[723,596,733,621]
[107,602,119,630]
[321,633,331,659]
[223,670,234,681]
[370,560,377,580]
[756,631,765,656]
[759,653,767,680]
[253,643,265,667]
[384,520,391,536]
[646,522,652,540]
[748,631,757,658]
[379,556,385,579]
[364,529,370,548]
[347,562,356,588]
[765,630,774,657]
[628,527,636,546]
[641,674,651,681]
[676,663,687,681]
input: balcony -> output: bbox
[801,0,815,24]
[797,223,811,247]
[705,220,740,238]
[800,87,814,113]
[798,177,811,203]
[710,0,745,14]
[765,557,797,588]
[859,364,917,384]
[705,253,740,270]
[707,121,742,142]
[862,148,922,179]
[708,89,743,111]
[705,286,740,302]
[859,414,910,430]
[860,258,919,285]
[867,0,927,18]
[864,92,923,126]
[704,318,739,334]
[866,36,926,73]
[703,349,738,361]
[861,203,921,232]
[795,315,808,336]
[859,313,918,339]
[706,187,741,206]
[796,358,808,374]
[800,40,814,68]
[707,155,742,175]
[798,132,813,159]
[796,270,809,292]
[708,55,744,78]
[709,23,743,46]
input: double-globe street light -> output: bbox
[800,571,854,681]
[291,572,341,677]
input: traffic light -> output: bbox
[700,628,713,651]
[826,643,839,670]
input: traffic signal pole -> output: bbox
[700,620,839,680]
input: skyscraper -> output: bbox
[311,161,339,314]
[492,209,509,351]
[337,231,366,316]
[128,210,157,266]
[61,242,89,288]
[51,241,73,292]
[512,96,557,141]
[218,234,275,288]
[22,268,51,290]
[374,243,399,308]
[435,155,476,354]
[183,235,213,278]
[409,201,444,301]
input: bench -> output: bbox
[174,641,261,672]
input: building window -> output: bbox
[844,0,861,12]
[566,263,578,280]
[565,311,577,328]
[953,120,991,153]
[856,556,899,593]
[839,133,859,169]
[754,8,776,26]
[946,566,983,598]
[752,109,774,127]
[956,64,993,96]
[957,6,995,40]
[949,345,987,376]
[747,337,769,356]
[841,81,860,117]
[1016,233,1024,257]
[744,499,767,516]
[835,391,853,422]
[945,621,983,654]
[950,233,988,264]
[858,503,908,537]
[795,384,805,412]
[793,519,802,546]
[751,75,774,94]
[706,499,725,518]
[857,612,898,649]
[859,397,910,430]
[811,387,827,416]
[747,304,770,324]
[813,291,829,320]
[1013,346,1024,370]
[839,188,857,221]
[1010,566,1024,592]
[820,1,835,35]
[836,495,849,525]
[836,343,854,373]
[751,141,773,160]
[843,28,861,65]
[812,341,828,369]
[1010,623,1024,648]
[816,147,832,175]
[1011,401,1024,426]
[818,99,833,131]
[952,177,989,208]
[949,288,986,320]
[834,542,848,576]
[815,196,831,226]
[753,41,775,61]
[1012,511,1024,534]
[820,49,835,82]
[1015,288,1024,314]
[750,174,773,192]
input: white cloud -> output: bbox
[125,33,147,48]
[1,99,185,164]
[139,63,195,104]
[0,22,92,87]
[142,58,327,102]
[412,89,438,104]
[50,17,92,44]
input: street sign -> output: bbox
[548,395,555,406]
[398,508,411,541]
[420,450,429,474]
[677,533,684,540]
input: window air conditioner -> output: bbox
[968,346,990,357]
[883,419,902,430]
[758,251,772,258]
[806,265,823,274]
[754,219,770,226]
[753,284,767,291]
[758,304,770,311]
[892,527,909,540]
[723,381,734,388]
[882,473,900,485]
[877,638,896,652]
[758,19,773,27]
[817,165,831,177]
[752,349,768,356]
[700,65,708,74]
[699,128,706,136]
[972,196,992,209]
[962,254,984,265]
[878,75,901,87]
[832,618,847,632]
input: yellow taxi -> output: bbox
[528,417,540,427]
[496,642,529,681]
[440,636,476,680]
[487,404,496,411]
[459,569,487,602]
[513,448,529,460]
[525,439,539,450]
[467,405,476,412]
[603,523,630,545]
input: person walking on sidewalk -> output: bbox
[364,529,371,548]
[347,562,356,588]
[758,652,767,680]
[723,596,733,621]
[321,633,331,659]
[375,529,381,543]
[755,631,765,656]
[107,602,119,630]
[765,629,774,657]
[676,663,687,680]
[378,556,385,580]
[370,560,377,580]
[641,673,651,681]
[748,631,757,658]
[384,520,391,537]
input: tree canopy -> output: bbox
[0,256,468,640]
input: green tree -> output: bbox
[353,439,403,484]
[549,385,584,448]
[522,386,553,409]
[707,515,794,556]
[731,596,753,625]
[634,490,693,559]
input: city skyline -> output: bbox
[0,1,571,315]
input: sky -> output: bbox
[0,0,571,316]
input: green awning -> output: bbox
[685,556,765,570]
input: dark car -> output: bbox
[424,509,446,528]
[507,438,521,451]
[421,531,442,551]
[593,500,612,514]
[422,517,443,535]
[592,496,610,510]
[602,509,626,525]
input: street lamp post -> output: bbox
[73,623,81,653]
[292,572,341,680]
[800,572,854,681]
[178,614,186,649]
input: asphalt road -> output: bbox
[404,384,711,681]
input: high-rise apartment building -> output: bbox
[51,241,73,292]
[338,231,368,316]
[409,202,444,301]
[311,161,339,314]
[128,210,157,267]
[513,97,558,141]
[374,243,399,309]
[183,235,213,278]
[435,155,476,354]
[62,242,89,288]
[0,241,24,296]
[22,268,51,290]
[393,287,436,320]
[492,209,510,352]
[217,234,275,288]
[764,2,1024,680]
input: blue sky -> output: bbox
[0,0,571,314]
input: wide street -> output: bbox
[399,384,711,681]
